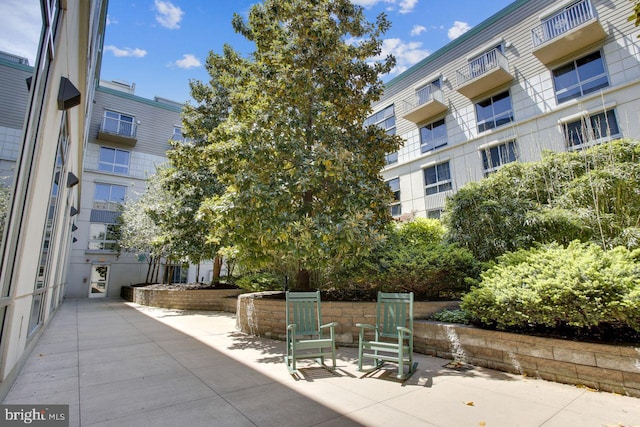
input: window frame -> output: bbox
[481,140,519,176]
[98,146,130,175]
[563,109,621,150]
[387,177,401,217]
[93,182,126,211]
[475,90,514,133]
[88,223,119,251]
[366,105,397,165]
[102,110,136,137]
[420,118,447,153]
[552,50,609,105]
[423,161,452,195]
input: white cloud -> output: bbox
[106,15,118,25]
[410,25,426,36]
[105,45,147,58]
[0,0,41,66]
[373,38,429,76]
[172,54,201,69]
[447,21,471,40]
[399,0,418,14]
[351,0,417,13]
[154,0,184,30]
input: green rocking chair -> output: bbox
[285,291,337,374]
[357,292,418,380]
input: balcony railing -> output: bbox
[402,84,444,113]
[100,116,137,138]
[456,47,508,87]
[400,83,447,123]
[531,0,595,47]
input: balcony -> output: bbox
[531,0,606,66]
[456,48,513,99]
[97,116,137,145]
[401,84,447,124]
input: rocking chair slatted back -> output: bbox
[378,292,413,339]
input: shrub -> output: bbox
[335,219,482,299]
[236,272,284,292]
[430,309,471,324]
[461,241,640,331]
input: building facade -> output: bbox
[0,0,109,399]
[373,0,640,220]
[66,82,212,298]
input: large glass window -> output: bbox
[88,223,119,251]
[98,147,130,174]
[102,110,135,137]
[93,183,126,211]
[365,105,397,165]
[564,109,620,149]
[420,119,447,153]
[424,162,452,195]
[481,140,518,176]
[387,177,401,217]
[552,51,609,104]
[476,91,514,133]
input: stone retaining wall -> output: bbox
[415,321,640,397]
[121,286,242,312]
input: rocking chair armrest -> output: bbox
[396,326,413,336]
[320,321,338,330]
[356,323,376,330]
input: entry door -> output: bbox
[89,264,109,298]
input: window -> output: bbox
[552,51,608,104]
[427,209,443,219]
[98,147,130,174]
[93,183,126,211]
[163,264,188,284]
[365,105,397,165]
[424,162,452,195]
[420,119,447,153]
[481,140,518,176]
[387,178,401,217]
[102,110,135,137]
[88,223,119,251]
[564,109,620,149]
[476,91,514,133]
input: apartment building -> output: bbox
[65,81,212,298]
[373,0,640,220]
[0,0,108,399]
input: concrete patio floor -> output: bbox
[3,298,639,427]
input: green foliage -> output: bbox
[430,309,471,324]
[335,219,481,299]
[461,241,640,331]
[236,272,285,292]
[629,0,640,37]
[444,139,640,262]
[195,0,402,289]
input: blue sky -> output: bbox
[1,0,515,103]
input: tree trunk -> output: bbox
[196,263,201,283]
[212,255,222,283]
[296,268,311,290]
[145,256,153,283]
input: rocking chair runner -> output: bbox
[357,292,417,380]
[285,291,337,374]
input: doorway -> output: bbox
[89,264,109,297]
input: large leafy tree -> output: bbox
[198,0,402,289]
